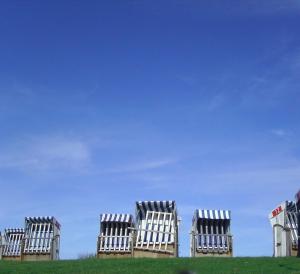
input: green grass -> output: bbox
[0,257,300,274]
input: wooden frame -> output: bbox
[22,216,60,261]
[191,210,232,257]
[1,229,24,261]
[286,210,298,253]
[269,201,298,257]
[97,214,134,258]
[133,201,179,258]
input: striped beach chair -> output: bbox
[97,213,134,258]
[1,228,24,260]
[22,216,60,261]
[191,209,232,257]
[269,201,298,257]
[134,200,179,258]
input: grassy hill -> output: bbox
[1,257,300,274]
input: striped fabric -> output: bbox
[286,201,297,212]
[287,211,298,244]
[296,190,300,204]
[4,228,24,233]
[193,209,232,252]
[2,228,24,257]
[135,201,177,251]
[100,214,133,223]
[285,201,298,245]
[136,200,176,219]
[136,211,175,245]
[196,209,231,220]
[196,234,230,251]
[25,216,53,222]
[98,214,133,252]
[25,216,61,229]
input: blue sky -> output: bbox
[0,0,300,258]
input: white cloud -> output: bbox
[234,206,269,219]
[0,136,91,171]
[103,158,178,174]
[35,137,89,162]
[226,0,300,16]
[167,0,300,19]
[205,93,225,111]
[206,165,300,191]
[177,75,198,86]
[271,129,292,138]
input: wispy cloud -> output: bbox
[0,135,91,172]
[103,158,178,174]
[206,165,300,191]
[234,206,269,219]
[177,75,198,86]
[234,48,300,110]
[270,129,293,138]
[224,0,300,16]
[205,93,226,111]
